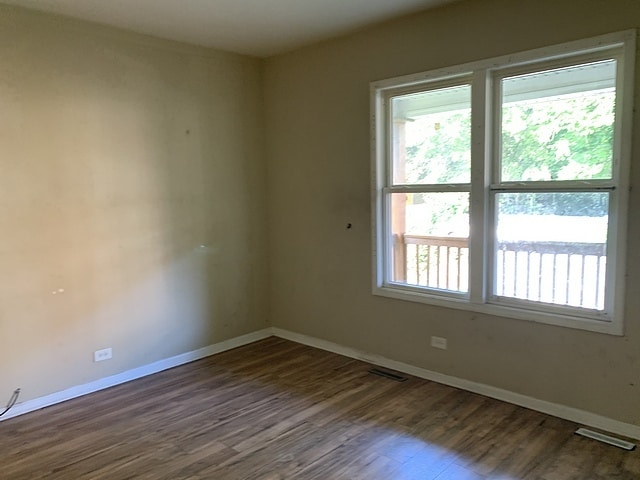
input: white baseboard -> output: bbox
[271,327,640,441]
[1,328,272,422]
[5,326,639,442]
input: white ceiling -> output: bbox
[2,0,456,57]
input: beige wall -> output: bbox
[0,5,268,401]
[264,0,640,425]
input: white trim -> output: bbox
[271,327,640,440]
[373,284,622,335]
[611,29,635,338]
[0,329,272,422]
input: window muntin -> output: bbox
[372,31,634,334]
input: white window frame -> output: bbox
[371,30,635,335]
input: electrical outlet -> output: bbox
[431,336,447,350]
[94,347,112,362]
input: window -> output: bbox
[371,31,635,334]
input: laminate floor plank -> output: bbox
[1,337,638,479]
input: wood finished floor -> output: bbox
[1,337,638,479]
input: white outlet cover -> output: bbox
[94,348,113,362]
[431,336,447,350]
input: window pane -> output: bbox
[501,60,616,182]
[389,192,469,293]
[391,85,471,185]
[494,192,608,310]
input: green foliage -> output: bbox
[501,92,614,183]
[402,89,614,219]
[403,111,470,185]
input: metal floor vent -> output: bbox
[368,367,408,382]
[575,428,636,451]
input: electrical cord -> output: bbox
[0,389,20,418]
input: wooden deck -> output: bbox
[1,336,638,479]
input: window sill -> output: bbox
[373,284,623,336]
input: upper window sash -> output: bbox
[491,50,622,186]
[384,79,472,187]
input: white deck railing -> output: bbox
[396,235,606,309]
